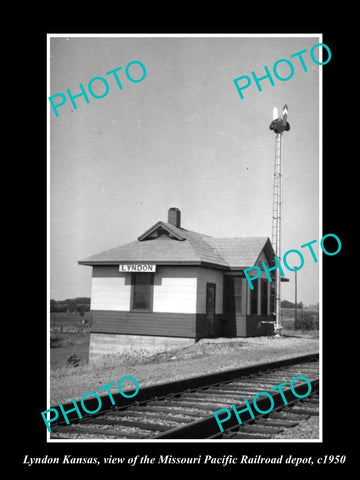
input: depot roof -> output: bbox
[78,220,274,270]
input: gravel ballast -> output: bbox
[50,334,319,405]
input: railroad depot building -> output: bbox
[79,208,277,361]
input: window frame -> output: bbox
[130,272,154,312]
[260,278,268,314]
[224,275,246,315]
[250,278,259,315]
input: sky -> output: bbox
[49,34,323,306]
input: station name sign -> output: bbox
[119,264,156,273]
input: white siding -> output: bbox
[91,276,131,311]
[90,265,224,314]
[153,267,197,314]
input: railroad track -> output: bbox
[50,353,319,440]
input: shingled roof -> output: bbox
[206,237,273,269]
[78,219,273,270]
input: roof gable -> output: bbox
[137,221,186,241]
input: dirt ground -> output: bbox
[50,329,319,405]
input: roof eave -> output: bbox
[78,260,230,270]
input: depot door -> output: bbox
[206,283,216,337]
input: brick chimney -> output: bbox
[168,207,181,228]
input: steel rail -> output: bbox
[50,352,319,427]
[154,378,319,439]
[50,353,319,439]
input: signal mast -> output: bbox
[269,104,290,336]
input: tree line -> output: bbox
[281,300,304,308]
[50,297,90,315]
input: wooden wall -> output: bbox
[89,310,273,339]
[90,276,130,311]
[246,314,274,336]
[196,268,224,314]
[91,310,197,338]
[90,265,224,315]
[91,265,201,314]
[153,269,197,313]
[216,314,274,337]
[90,310,227,339]
[89,265,272,340]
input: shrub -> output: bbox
[299,310,319,330]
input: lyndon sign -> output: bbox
[119,264,156,272]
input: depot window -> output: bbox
[131,273,154,311]
[224,276,246,315]
[250,278,259,314]
[261,278,268,314]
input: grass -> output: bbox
[50,324,90,368]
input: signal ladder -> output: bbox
[271,133,282,335]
